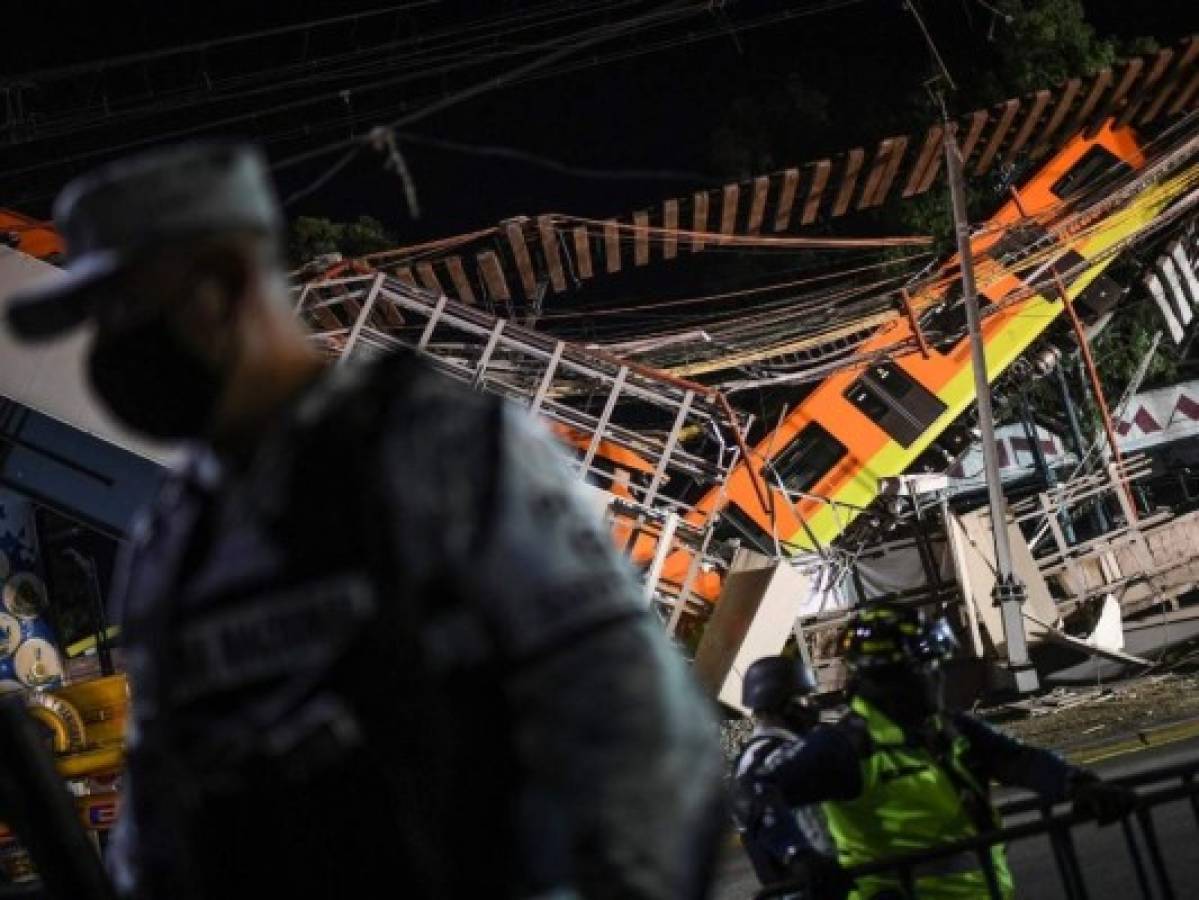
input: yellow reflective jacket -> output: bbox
[823,697,1014,900]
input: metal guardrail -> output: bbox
[756,758,1199,899]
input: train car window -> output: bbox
[844,362,947,447]
[769,422,847,498]
[714,502,777,556]
[923,285,968,349]
[1073,273,1121,323]
[988,223,1051,283]
[987,221,1088,295]
[1049,145,1131,201]
[845,381,892,427]
[1048,247,1088,293]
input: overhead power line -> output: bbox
[3,0,649,145]
[396,131,720,184]
[0,0,871,201]
[902,0,956,92]
[277,0,710,204]
[1,0,440,86]
[271,0,870,171]
[0,1,700,186]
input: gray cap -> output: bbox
[5,142,282,341]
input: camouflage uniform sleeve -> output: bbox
[463,406,725,900]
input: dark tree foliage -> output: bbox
[287,215,394,266]
[1092,296,1182,398]
[973,0,1120,100]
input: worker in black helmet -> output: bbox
[734,603,1136,899]
[731,656,847,898]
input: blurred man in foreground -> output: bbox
[3,143,723,899]
[735,604,1134,899]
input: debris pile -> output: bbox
[991,672,1199,755]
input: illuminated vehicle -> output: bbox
[0,209,63,260]
[636,121,1197,601]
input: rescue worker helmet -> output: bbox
[840,603,957,672]
[741,656,818,713]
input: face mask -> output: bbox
[858,664,945,727]
[779,696,821,734]
[87,314,228,440]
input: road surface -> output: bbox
[713,734,1199,898]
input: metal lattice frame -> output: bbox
[295,271,749,602]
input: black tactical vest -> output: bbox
[116,354,520,898]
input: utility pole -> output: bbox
[943,123,1039,694]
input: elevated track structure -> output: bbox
[297,112,1199,625]
[332,37,1199,321]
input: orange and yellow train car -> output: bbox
[0,208,63,260]
[635,121,1196,602]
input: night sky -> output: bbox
[2,1,1194,246]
